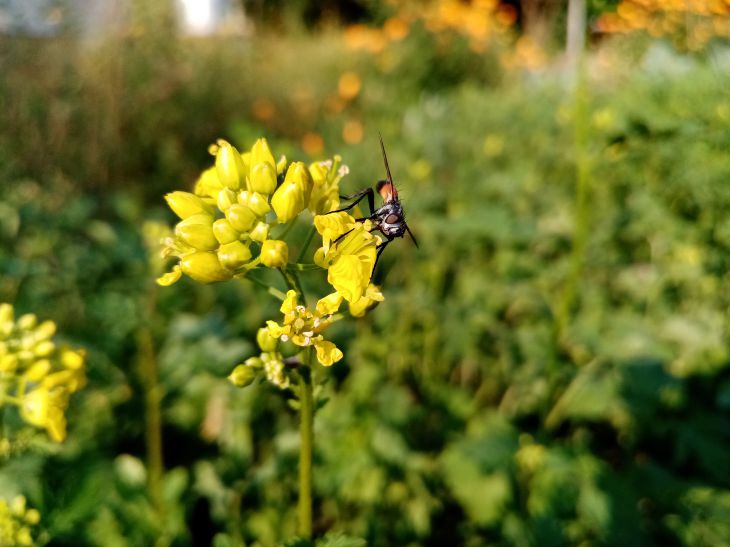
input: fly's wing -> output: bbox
[378,133,398,202]
[376,179,397,202]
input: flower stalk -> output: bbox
[297,357,314,538]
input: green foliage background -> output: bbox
[2,4,730,545]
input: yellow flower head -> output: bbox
[159,137,295,286]
[314,214,380,303]
[0,303,86,443]
[265,290,344,367]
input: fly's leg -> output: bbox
[370,238,392,280]
[328,188,376,216]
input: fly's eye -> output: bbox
[385,213,400,224]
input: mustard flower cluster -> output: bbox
[160,137,388,391]
[0,496,40,547]
[158,138,348,286]
[0,304,86,443]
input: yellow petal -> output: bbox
[157,265,182,286]
[316,292,344,315]
[314,340,343,366]
[280,291,299,314]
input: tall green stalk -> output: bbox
[557,61,591,339]
[298,359,314,538]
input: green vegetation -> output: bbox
[2,5,730,545]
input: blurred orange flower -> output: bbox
[338,71,362,101]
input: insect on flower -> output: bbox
[329,135,418,268]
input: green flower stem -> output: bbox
[298,356,314,539]
[295,226,318,263]
[279,268,307,307]
[247,274,287,301]
[557,59,591,339]
[136,326,165,517]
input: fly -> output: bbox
[329,134,418,267]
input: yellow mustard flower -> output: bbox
[308,156,349,214]
[314,214,380,303]
[0,304,85,443]
[265,290,344,367]
[159,138,292,286]
[0,496,41,546]
[349,283,385,317]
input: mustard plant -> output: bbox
[0,303,87,546]
[158,137,388,538]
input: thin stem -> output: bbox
[276,220,297,242]
[557,59,591,339]
[298,356,314,539]
[279,268,307,307]
[247,274,287,301]
[296,226,318,264]
[136,327,165,518]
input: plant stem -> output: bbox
[136,326,165,519]
[557,59,591,338]
[296,226,317,264]
[298,359,314,539]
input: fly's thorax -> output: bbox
[374,201,407,238]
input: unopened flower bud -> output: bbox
[250,162,277,195]
[226,204,257,232]
[165,191,214,219]
[194,167,224,198]
[180,252,231,283]
[213,219,240,245]
[238,191,271,217]
[250,221,270,243]
[175,214,218,251]
[260,240,288,268]
[24,359,51,381]
[271,182,305,223]
[215,140,246,190]
[61,348,84,370]
[18,314,37,331]
[257,327,278,352]
[276,155,288,175]
[228,363,257,387]
[217,241,252,270]
[216,188,237,211]
[250,138,276,168]
[287,162,313,196]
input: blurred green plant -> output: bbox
[2,8,730,545]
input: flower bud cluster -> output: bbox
[0,496,40,546]
[0,304,86,443]
[158,138,349,286]
[229,327,289,390]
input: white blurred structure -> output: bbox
[0,0,247,36]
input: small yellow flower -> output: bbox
[265,290,343,367]
[314,214,379,302]
[308,156,349,214]
[349,283,385,317]
[21,385,70,443]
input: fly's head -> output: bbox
[374,201,407,239]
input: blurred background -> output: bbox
[2,0,730,545]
